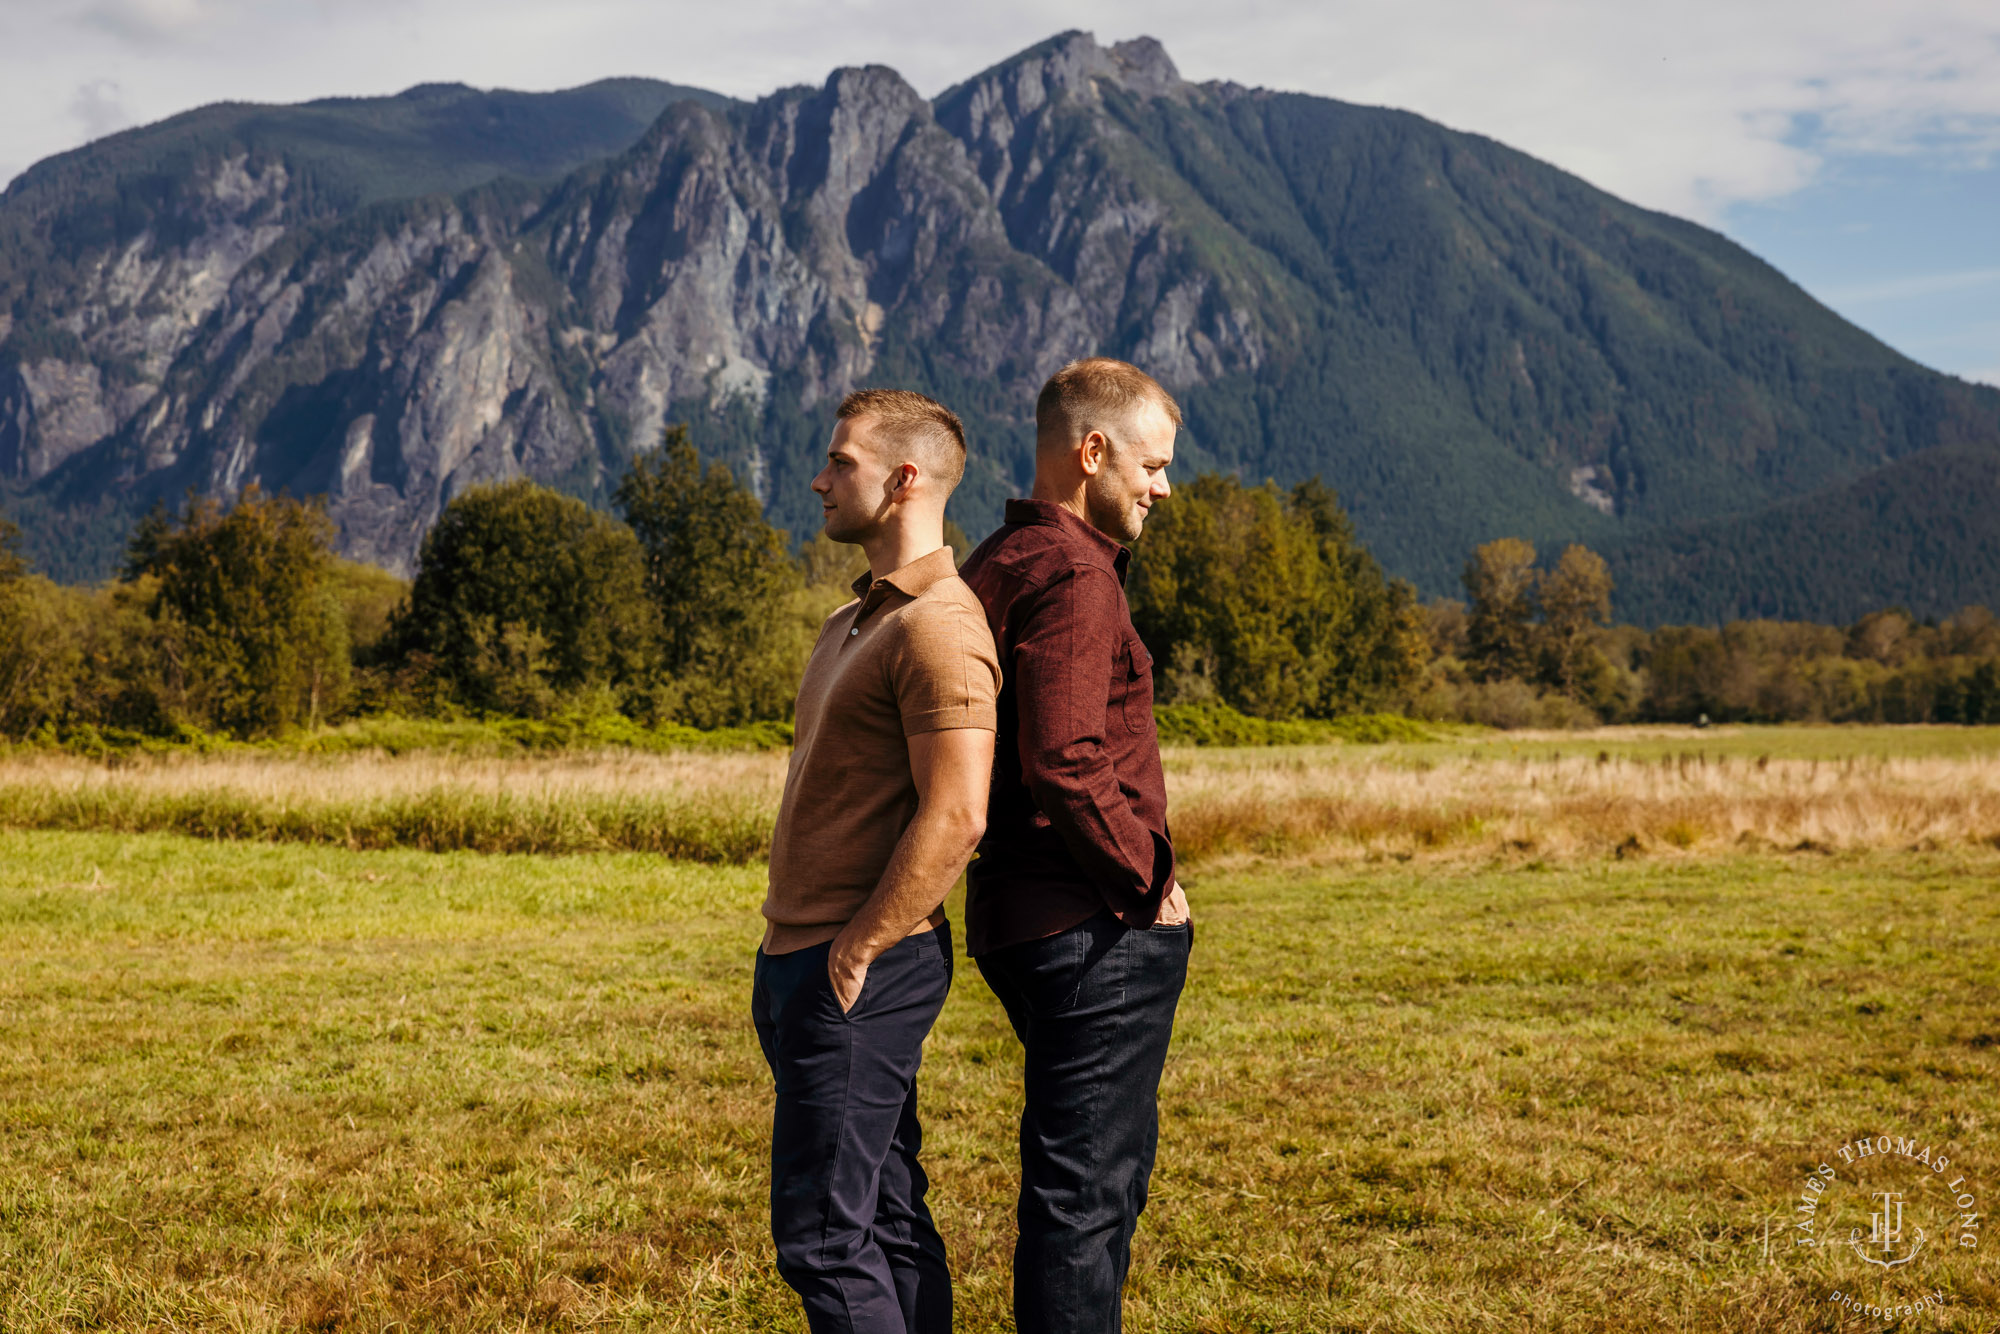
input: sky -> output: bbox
[1,0,1996,385]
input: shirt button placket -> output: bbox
[851,586,884,640]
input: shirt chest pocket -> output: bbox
[1122,637,1155,735]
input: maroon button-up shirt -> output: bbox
[958,498,1175,957]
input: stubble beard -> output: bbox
[821,503,875,547]
[1084,473,1145,544]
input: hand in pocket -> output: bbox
[828,942,870,1014]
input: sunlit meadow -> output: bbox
[2,725,1996,1330]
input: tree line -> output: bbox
[0,428,834,743]
[3,423,1997,745]
[1421,539,2000,728]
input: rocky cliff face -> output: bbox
[5,32,1999,618]
[935,35,1283,386]
[0,153,300,481]
[3,34,1284,576]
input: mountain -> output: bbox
[0,76,736,577]
[1604,445,2000,625]
[3,32,1996,622]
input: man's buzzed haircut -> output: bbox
[1035,357,1183,453]
[837,388,968,491]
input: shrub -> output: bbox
[1153,700,1433,746]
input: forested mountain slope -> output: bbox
[3,32,1994,621]
[1604,445,2000,625]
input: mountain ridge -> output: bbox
[3,32,1996,622]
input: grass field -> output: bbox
[2,726,1998,1330]
[6,724,2000,865]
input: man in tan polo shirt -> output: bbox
[752,388,999,1334]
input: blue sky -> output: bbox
[1725,154,2000,384]
[2,0,1995,385]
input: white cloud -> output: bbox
[77,0,216,42]
[1138,0,2000,219]
[67,78,131,140]
[1822,267,2000,304]
[0,0,1995,221]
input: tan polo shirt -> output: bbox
[761,545,1001,954]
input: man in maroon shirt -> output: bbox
[958,357,1190,1333]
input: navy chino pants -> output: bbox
[976,909,1192,1334]
[752,925,954,1333]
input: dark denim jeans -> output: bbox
[752,925,954,1334]
[976,910,1191,1334]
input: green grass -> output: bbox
[1153,703,1442,747]
[18,713,795,761]
[2,830,1996,1330]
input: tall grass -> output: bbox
[1166,746,2000,862]
[0,752,782,861]
[24,712,795,760]
[5,727,2000,864]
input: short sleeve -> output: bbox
[890,592,1001,736]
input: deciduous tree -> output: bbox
[1129,474,1425,719]
[125,487,350,736]
[388,479,654,716]
[1536,543,1614,697]
[1463,538,1539,683]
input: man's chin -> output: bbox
[1083,497,1141,543]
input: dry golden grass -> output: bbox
[8,727,1996,868]
[1164,746,2000,865]
[0,750,785,860]
[0,747,787,802]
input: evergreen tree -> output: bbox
[615,424,805,726]
[0,503,39,735]
[1964,659,2000,726]
[121,501,171,582]
[0,504,24,584]
[1290,479,1429,715]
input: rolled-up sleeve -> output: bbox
[1009,565,1173,911]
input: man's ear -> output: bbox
[888,461,920,501]
[1079,431,1107,477]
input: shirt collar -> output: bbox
[849,544,960,604]
[1002,498,1131,579]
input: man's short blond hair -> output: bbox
[1035,357,1182,452]
[837,388,967,491]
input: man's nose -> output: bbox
[1152,472,1171,498]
